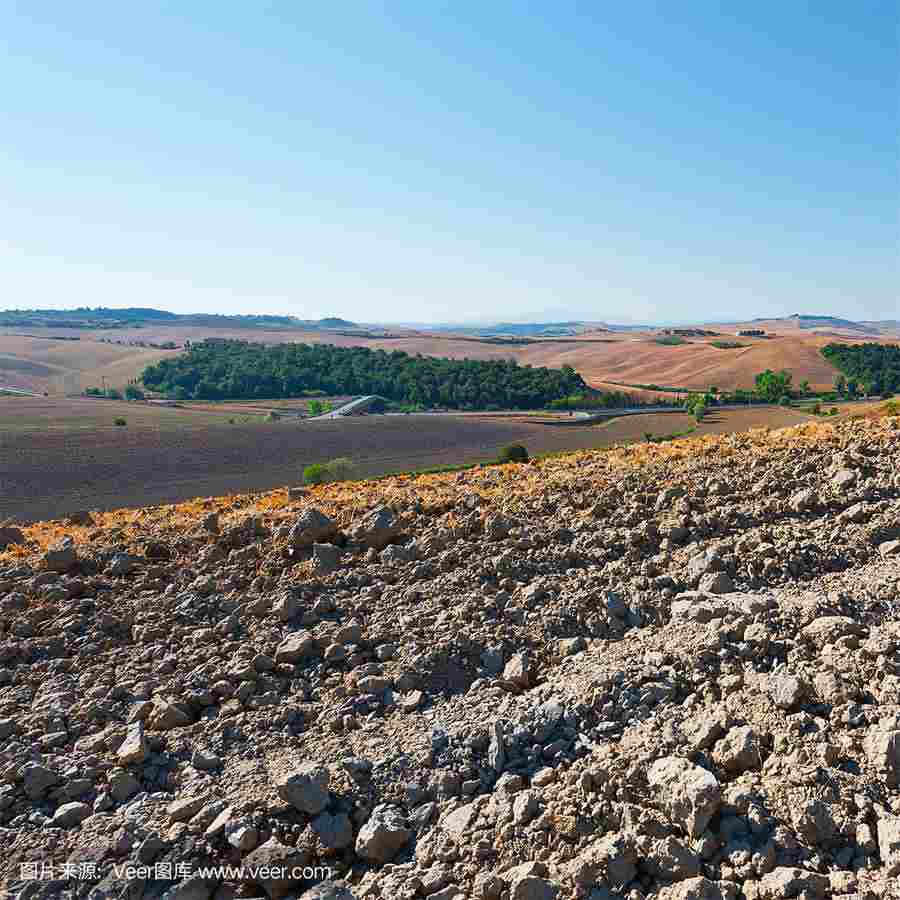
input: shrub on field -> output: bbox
[303,464,327,484]
[113,417,127,427]
[498,443,529,463]
[124,384,144,400]
[303,457,356,485]
[326,457,355,480]
[683,393,707,421]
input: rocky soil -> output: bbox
[1,416,899,900]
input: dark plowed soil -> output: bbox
[0,398,812,523]
[0,412,643,522]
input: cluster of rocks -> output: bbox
[0,416,899,899]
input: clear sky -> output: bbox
[1,2,897,324]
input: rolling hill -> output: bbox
[1,307,897,396]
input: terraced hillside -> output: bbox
[1,414,899,898]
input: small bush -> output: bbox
[779,395,792,407]
[302,457,356,485]
[653,335,687,346]
[113,417,127,426]
[326,457,355,480]
[710,341,746,350]
[498,443,529,463]
[829,407,839,416]
[644,431,654,442]
[303,463,328,484]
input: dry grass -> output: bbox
[0,334,178,394]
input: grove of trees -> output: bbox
[546,390,670,410]
[141,340,588,409]
[822,343,900,396]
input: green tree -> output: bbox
[683,393,707,421]
[124,384,144,400]
[754,369,793,403]
[822,343,900,396]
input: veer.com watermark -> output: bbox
[20,860,334,883]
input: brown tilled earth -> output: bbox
[0,398,813,523]
[0,413,899,899]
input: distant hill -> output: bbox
[428,321,640,337]
[0,307,357,331]
[477,322,589,337]
[752,314,882,335]
[316,317,357,329]
[429,321,586,337]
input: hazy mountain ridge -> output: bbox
[0,308,358,331]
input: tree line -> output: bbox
[140,340,588,409]
[821,343,900,397]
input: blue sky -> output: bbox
[1,2,896,324]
